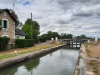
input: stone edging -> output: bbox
[73,46,81,75]
[0,44,66,70]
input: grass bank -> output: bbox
[0,43,62,61]
[85,43,100,75]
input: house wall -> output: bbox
[0,11,15,39]
[15,35,25,39]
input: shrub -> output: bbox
[0,37,10,50]
[15,39,34,48]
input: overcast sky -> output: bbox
[0,0,100,37]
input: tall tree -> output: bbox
[22,18,40,43]
[25,18,40,32]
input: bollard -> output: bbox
[15,50,17,55]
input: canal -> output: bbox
[0,46,79,75]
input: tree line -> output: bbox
[39,32,88,42]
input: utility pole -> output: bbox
[31,13,33,39]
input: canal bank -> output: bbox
[74,44,94,75]
[0,44,66,70]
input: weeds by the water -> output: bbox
[89,60,98,75]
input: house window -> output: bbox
[4,20,7,28]
[4,12,6,16]
[1,19,9,29]
[16,35,19,39]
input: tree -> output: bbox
[81,34,87,39]
[9,9,19,27]
[47,31,53,40]
[22,18,40,43]
[15,14,19,27]
[39,34,48,42]
[76,36,82,39]
[60,33,73,39]
[24,18,40,32]
[39,31,60,42]
[0,20,2,31]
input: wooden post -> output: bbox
[31,13,33,39]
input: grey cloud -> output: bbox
[1,0,100,37]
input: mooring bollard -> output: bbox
[49,44,52,48]
[15,50,17,55]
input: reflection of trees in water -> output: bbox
[0,66,18,75]
[24,58,40,71]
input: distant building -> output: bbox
[0,9,26,39]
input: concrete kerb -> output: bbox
[74,44,95,75]
[74,44,84,75]
[0,44,66,70]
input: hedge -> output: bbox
[15,39,34,48]
[0,37,10,50]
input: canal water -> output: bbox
[0,46,79,75]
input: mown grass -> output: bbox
[0,43,62,61]
[0,54,16,60]
[84,44,91,57]
[86,48,91,57]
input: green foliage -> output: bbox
[25,18,40,32]
[0,37,10,50]
[76,34,87,39]
[22,18,40,43]
[25,18,32,25]
[60,33,73,39]
[22,25,31,39]
[0,20,2,30]
[39,34,48,42]
[9,9,19,27]
[81,34,87,39]
[33,21,40,32]
[89,62,95,66]
[15,39,34,48]
[39,31,60,42]
[15,14,19,27]
[93,70,98,73]
[76,36,82,39]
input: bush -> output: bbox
[0,37,10,50]
[15,39,34,48]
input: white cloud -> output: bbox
[0,0,100,37]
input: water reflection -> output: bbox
[0,47,79,75]
[24,58,40,71]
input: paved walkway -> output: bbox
[35,41,53,46]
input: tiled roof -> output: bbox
[15,28,26,36]
[0,9,16,22]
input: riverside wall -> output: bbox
[74,44,85,75]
